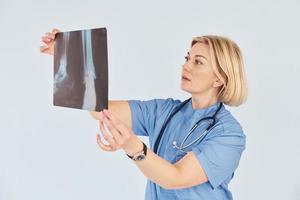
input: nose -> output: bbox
[182,62,192,72]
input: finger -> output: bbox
[52,28,61,35]
[41,36,52,43]
[102,109,128,135]
[96,134,114,151]
[45,32,56,40]
[100,112,122,141]
[44,34,54,40]
[40,45,48,52]
[51,28,61,40]
[99,117,118,147]
[102,109,118,121]
[90,111,101,120]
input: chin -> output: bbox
[180,82,191,93]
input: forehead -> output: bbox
[189,42,210,60]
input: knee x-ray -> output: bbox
[53,27,108,112]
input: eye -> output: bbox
[195,59,203,65]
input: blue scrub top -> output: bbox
[128,98,246,200]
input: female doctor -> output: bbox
[40,29,248,200]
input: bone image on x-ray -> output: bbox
[54,32,70,94]
[81,29,97,110]
[53,27,108,112]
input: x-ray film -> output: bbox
[53,27,108,112]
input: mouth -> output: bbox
[181,75,191,81]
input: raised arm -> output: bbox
[90,101,132,129]
[39,28,133,130]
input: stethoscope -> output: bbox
[153,97,223,154]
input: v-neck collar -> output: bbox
[180,98,223,124]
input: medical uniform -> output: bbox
[128,98,246,200]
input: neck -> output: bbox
[191,90,219,109]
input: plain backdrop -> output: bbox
[0,0,299,199]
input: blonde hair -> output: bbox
[191,35,248,106]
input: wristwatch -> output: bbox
[126,142,148,161]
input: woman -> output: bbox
[40,28,248,200]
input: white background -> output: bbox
[0,0,299,199]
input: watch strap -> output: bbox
[126,142,147,159]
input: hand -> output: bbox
[95,109,143,154]
[39,28,61,55]
[90,111,101,120]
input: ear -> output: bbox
[213,79,223,88]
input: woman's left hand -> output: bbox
[95,109,142,154]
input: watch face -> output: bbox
[136,154,146,161]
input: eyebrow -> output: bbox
[187,52,207,61]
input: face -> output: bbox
[180,42,222,95]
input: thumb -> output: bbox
[89,111,100,120]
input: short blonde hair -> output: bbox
[191,35,248,106]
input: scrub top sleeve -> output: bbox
[192,131,246,189]
[127,98,176,137]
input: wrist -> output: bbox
[123,136,143,155]
[126,141,148,162]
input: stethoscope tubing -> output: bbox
[154,98,223,154]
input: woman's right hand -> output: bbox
[39,28,61,55]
